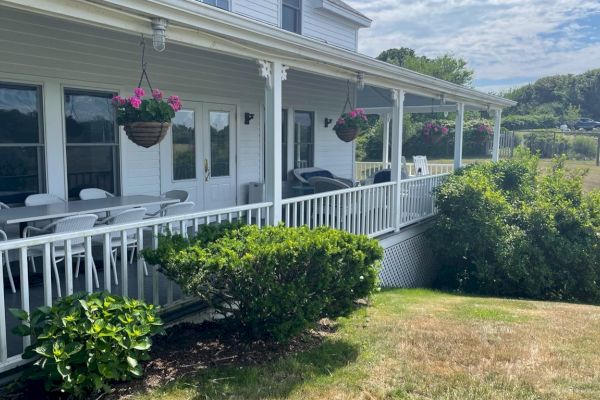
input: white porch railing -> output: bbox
[282,182,397,238]
[398,174,448,228]
[0,202,272,373]
[355,161,453,180]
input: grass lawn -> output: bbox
[125,289,600,400]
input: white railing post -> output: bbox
[492,109,502,162]
[454,103,465,170]
[262,59,284,225]
[391,88,405,231]
[383,113,391,166]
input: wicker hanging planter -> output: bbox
[335,126,360,142]
[124,122,171,148]
[332,81,368,143]
[112,38,182,148]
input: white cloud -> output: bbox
[345,0,600,87]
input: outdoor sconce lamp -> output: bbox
[324,118,333,128]
[151,18,168,52]
[244,112,255,125]
[356,71,365,90]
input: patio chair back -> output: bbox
[0,202,9,209]
[293,167,334,184]
[164,190,190,203]
[79,188,114,200]
[51,214,98,247]
[106,208,147,239]
[307,176,351,193]
[413,156,430,176]
[25,193,65,206]
[161,201,195,217]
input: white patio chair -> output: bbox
[412,156,430,176]
[92,207,147,285]
[145,190,190,217]
[0,202,9,210]
[25,214,99,297]
[24,193,65,206]
[0,229,17,293]
[159,201,195,235]
[79,188,114,200]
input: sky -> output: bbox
[345,0,600,94]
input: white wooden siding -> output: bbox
[0,7,354,204]
[302,0,359,51]
[232,0,280,26]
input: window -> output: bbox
[0,82,45,204]
[200,0,230,10]
[282,0,301,33]
[209,111,231,177]
[282,109,288,180]
[64,89,119,199]
[293,111,314,168]
[172,110,196,181]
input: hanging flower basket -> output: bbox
[124,121,171,148]
[333,108,369,143]
[112,88,182,148]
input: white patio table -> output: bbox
[0,195,178,227]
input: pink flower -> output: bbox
[169,101,182,112]
[441,126,449,135]
[337,118,346,125]
[111,95,124,106]
[349,111,357,118]
[129,96,142,109]
[167,95,180,104]
[134,87,145,98]
[152,89,163,101]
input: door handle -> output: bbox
[204,159,210,181]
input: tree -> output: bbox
[377,47,474,86]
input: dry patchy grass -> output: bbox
[124,290,600,400]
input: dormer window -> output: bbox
[282,0,301,34]
[200,0,230,10]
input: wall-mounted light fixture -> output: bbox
[356,71,365,90]
[440,94,449,117]
[151,18,168,52]
[244,112,255,125]
[324,118,333,128]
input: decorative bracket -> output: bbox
[258,60,289,88]
[391,89,405,103]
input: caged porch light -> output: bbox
[151,18,168,52]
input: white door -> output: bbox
[202,104,237,210]
[160,102,204,210]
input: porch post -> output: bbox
[262,60,284,225]
[454,103,465,170]
[492,109,502,162]
[383,113,391,166]
[391,89,405,231]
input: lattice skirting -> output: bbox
[378,223,437,288]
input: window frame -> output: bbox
[281,0,302,34]
[293,109,314,169]
[171,109,197,182]
[0,81,46,205]
[63,87,121,199]
[200,0,231,11]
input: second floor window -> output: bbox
[282,0,301,34]
[201,0,230,10]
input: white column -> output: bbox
[43,80,67,199]
[382,113,391,166]
[454,103,465,170]
[263,60,283,224]
[391,89,405,231]
[492,109,502,162]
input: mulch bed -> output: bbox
[105,319,336,399]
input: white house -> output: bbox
[0,0,516,374]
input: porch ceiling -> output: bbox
[0,0,516,110]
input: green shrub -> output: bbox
[11,292,162,398]
[431,150,600,303]
[143,224,382,341]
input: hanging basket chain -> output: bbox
[137,37,154,92]
[340,80,354,115]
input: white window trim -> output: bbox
[281,0,303,35]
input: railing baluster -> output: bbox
[42,243,52,305]
[0,251,6,361]
[85,236,93,294]
[19,248,30,348]
[103,233,111,292]
[120,230,128,297]
[137,227,144,300]
[152,225,160,306]
[64,239,73,296]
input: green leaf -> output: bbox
[132,340,151,351]
[9,308,29,321]
[126,356,138,369]
[11,324,31,337]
